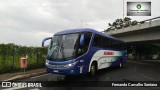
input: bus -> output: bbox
[42,28,127,76]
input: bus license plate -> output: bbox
[53,70,59,73]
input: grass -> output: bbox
[0,55,45,74]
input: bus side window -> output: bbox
[93,34,105,48]
[78,32,92,56]
[93,34,101,48]
[105,38,110,48]
[109,40,114,49]
[101,36,106,49]
[83,32,92,47]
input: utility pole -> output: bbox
[81,20,83,28]
[123,0,124,30]
[123,0,124,20]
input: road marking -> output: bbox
[4,75,23,81]
[31,73,51,79]
[30,88,40,90]
[139,73,156,81]
[104,77,110,80]
[2,87,26,90]
[2,87,40,90]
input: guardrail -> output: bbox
[139,16,160,23]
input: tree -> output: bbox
[123,17,131,27]
[104,17,138,32]
[131,20,138,26]
[115,19,123,29]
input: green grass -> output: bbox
[0,55,45,74]
[0,43,47,74]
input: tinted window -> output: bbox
[77,32,92,56]
[93,34,101,47]
[93,34,125,50]
[84,32,92,47]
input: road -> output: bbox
[1,60,160,90]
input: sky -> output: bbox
[0,0,159,46]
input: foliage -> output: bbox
[0,43,47,74]
[105,17,139,32]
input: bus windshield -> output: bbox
[47,33,79,61]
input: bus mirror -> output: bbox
[42,37,52,47]
[80,34,84,46]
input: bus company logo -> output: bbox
[127,2,151,16]
[104,51,114,55]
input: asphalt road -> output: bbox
[1,60,160,90]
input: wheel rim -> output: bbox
[119,62,122,67]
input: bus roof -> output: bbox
[54,28,124,43]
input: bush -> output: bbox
[0,43,47,74]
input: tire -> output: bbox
[89,62,97,76]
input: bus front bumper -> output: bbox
[45,64,85,75]
[46,67,78,75]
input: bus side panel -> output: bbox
[89,48,127,70]
[110,50,127,67]
[110,56,127,67]
[79,49,98,74]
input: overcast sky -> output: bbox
[0,0,159,46]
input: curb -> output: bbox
[4,71,47,81]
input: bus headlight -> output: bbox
[65,61,78,68]
[46,60,49,65]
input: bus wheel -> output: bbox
[89,62,97,76]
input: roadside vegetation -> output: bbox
[104,17,145,32]
[0,43,47,74]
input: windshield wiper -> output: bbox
[47,46,59,60]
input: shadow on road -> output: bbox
[59,66,125,81]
